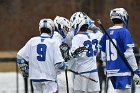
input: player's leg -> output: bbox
[43,81,58,93]
[115,89,131,93]
[87,72,100,93]
[32,81,43,93]
[73,74,88,92]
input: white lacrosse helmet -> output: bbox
[54,16,70,38]
[70,12,87,22]
[70,12,94,30]
[39,18,54,36]
[110,8,129,27]
[70,12,87,27]
[72,17,89,35]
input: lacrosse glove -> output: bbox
[134,68,140,77]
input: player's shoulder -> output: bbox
[23,36,39,44]
[109,26,128,31]
[119,27,128,32]
[29,36,40,41]
[108,26,130,34]
[73,33,83,38]
[118,27,130,35]
[53,31,62,40]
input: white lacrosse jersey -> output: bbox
[70,31,100,73]
[53,31,63,43]
[17,33,64,81]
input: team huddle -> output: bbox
[16,8,140,93]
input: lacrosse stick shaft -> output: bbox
[65,69,69,93]
[68,69,98,82]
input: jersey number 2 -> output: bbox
[37,44,47,61]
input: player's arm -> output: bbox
[122,30,140,77]
[124,47,140,77]
[16,39,31,78]
[54,41,67,72]
[88,23,101,33]
[87,18,102,33]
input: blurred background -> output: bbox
[0,0,139,50]
[0,0,140,93]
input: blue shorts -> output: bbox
[109,76,132,89]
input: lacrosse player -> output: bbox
[17,18,66,93]
[99,8,140,93]
[53,16,70,43]
[53,16,71,62]
[70,17,100,93]
[66,12,103,69]
[66,12,103,48]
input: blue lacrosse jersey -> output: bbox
[99,26,134,74]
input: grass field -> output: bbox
[0,51,17,72]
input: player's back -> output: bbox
[27,34,62,81]
[71,32,98,73]
[103,26,134,75]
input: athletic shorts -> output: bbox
[32,80,58,93]
[109,76,132,89]
[73,72,100,92]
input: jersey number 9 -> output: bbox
[37,44,47,61]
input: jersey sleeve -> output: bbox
[53,41,64,64]
[120,29,135,50]
[17,39,31,62]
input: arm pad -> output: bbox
[124,47,138,71]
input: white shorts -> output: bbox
[73,72,100,92]
[32,80,58,93]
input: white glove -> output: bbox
[133,74,140,85]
